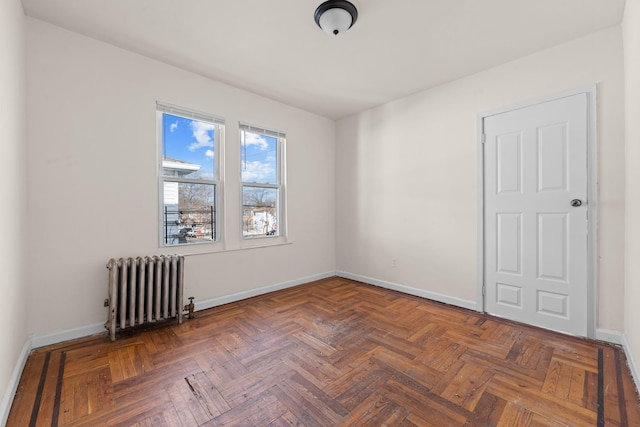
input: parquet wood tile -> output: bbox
[7,277,640,426]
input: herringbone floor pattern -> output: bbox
[7,277,640,426]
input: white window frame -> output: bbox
[239,123,286,241]
[157,102,225,247]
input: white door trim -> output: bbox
[476,85,598,338]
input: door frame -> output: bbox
[476,85,598,338]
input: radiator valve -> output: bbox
[184,296,195,319]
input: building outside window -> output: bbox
[157,103,224,246]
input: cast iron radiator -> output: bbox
[105,255,184,341]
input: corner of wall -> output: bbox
[0,0,30,423]
[336,271,480,312]
[0,339,32,427]
[623,334,640,396]
[623,0,640,400]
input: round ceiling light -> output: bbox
[314,0,358,36]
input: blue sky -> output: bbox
[162,113,277,184]
[241,130,277,184]
[163,113,215,179]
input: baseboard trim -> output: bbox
[2,272,335,423]
[8,271,638,423]
[0,339,32,427]
[595,328,624,345]
[195,271,336,312]
[622,334,640,395]
[31,322,106,349]
[336,271,479,312]
[29,272,338,350]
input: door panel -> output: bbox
[537,291,568,318]
[496,213,522,275]
[497,132,522,194]
[537,213,567,281]
[497,283,522,308]
[484,93,588,336]
[537,123,568,192]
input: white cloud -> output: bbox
[244,132,269,150]
[242,161,275,182]
[205,149,214,159]
[170,121,178,132]
[188,120,215,151]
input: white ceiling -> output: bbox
[21,0,626,119]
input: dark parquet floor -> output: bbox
[7,277,640,426]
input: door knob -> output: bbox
[570,199,583,207]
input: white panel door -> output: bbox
[484,93,588,336]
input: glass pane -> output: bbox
[242,186,278,237]
[162,113,215,180]
[241,130,277,184]
[163,182,215,245]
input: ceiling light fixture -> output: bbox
[314,0,358,36]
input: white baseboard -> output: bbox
[29,272,336,350]
[7,271,638,424]
[595,328,624,345]
[336,271,479,312]
[26,272,627,349]
[31,322,106,349]
[195,271,336,312]
[28,272,338,350]
[622,334,640,395]
[0,339,32,427]
[0,272,334,424]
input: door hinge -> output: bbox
[481,134,486,144]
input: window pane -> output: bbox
[162,113,215,180]
[242,186,278,237]
[163,182,215,245]
[241,130,277,184]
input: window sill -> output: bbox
[162,238,292,257]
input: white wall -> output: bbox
[9,4,638,415]
[336,27,625,333]
[26,18,336,337]
[0,0,29,423]
[623,0,640,386]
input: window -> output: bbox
[240,123,285,238]
[157,103,224,246]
